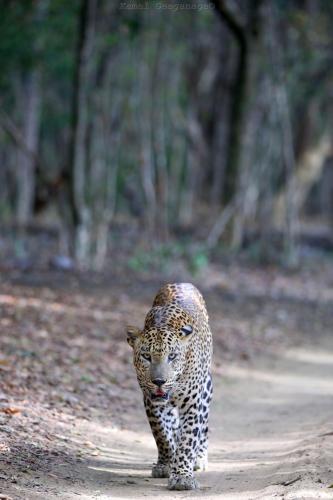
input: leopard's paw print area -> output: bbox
[194,452,208,471]
[152,463,169,478]
[168,473,199,490]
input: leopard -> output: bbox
[127,282,213,490]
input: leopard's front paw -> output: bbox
[194,452,208,471]
[152,463,169,478]
[168,474,198,490]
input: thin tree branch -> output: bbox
[211,0,247,51]
[0,107,41,168]
[206,200,238,250]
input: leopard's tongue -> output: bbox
[155,388,166,397]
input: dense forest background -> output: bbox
[1,0,333,272]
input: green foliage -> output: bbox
[41,0,79,77]
[127,243,179,274]
[187,248,209,275]
[0,0,78,83]
[127,242,209,276]
[0,2,34,88]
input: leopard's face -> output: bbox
[127,305,194,403]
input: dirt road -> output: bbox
[1,266,333,499]
[71,339,333,499]
[4,335,333,499]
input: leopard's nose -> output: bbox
[152,378,166,387]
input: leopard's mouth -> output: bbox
[151,388,169,401]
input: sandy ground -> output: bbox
[3,334,333,500]
[92,340,333,500]
[1,264,333,500]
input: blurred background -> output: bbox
[0,0,333,274]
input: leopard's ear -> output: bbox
[126,326,142,348]
[179,324,193,339]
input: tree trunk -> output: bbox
[64,0,97,265]
[211,0,263,248]
[16,70,41,226]
[211,0,257,203]
[210,27,232,208]
[274,133,332,227]
[137,57,157,238]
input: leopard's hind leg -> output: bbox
[194,372,213,471]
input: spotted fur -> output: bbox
[127,283,213,490]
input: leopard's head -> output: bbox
[127,304,194,403]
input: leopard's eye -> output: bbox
[180,324,193,337]
[168,352,177,362]
[141,352,151,362]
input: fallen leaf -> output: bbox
[0,407,21,416]
[83,440,95,448]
